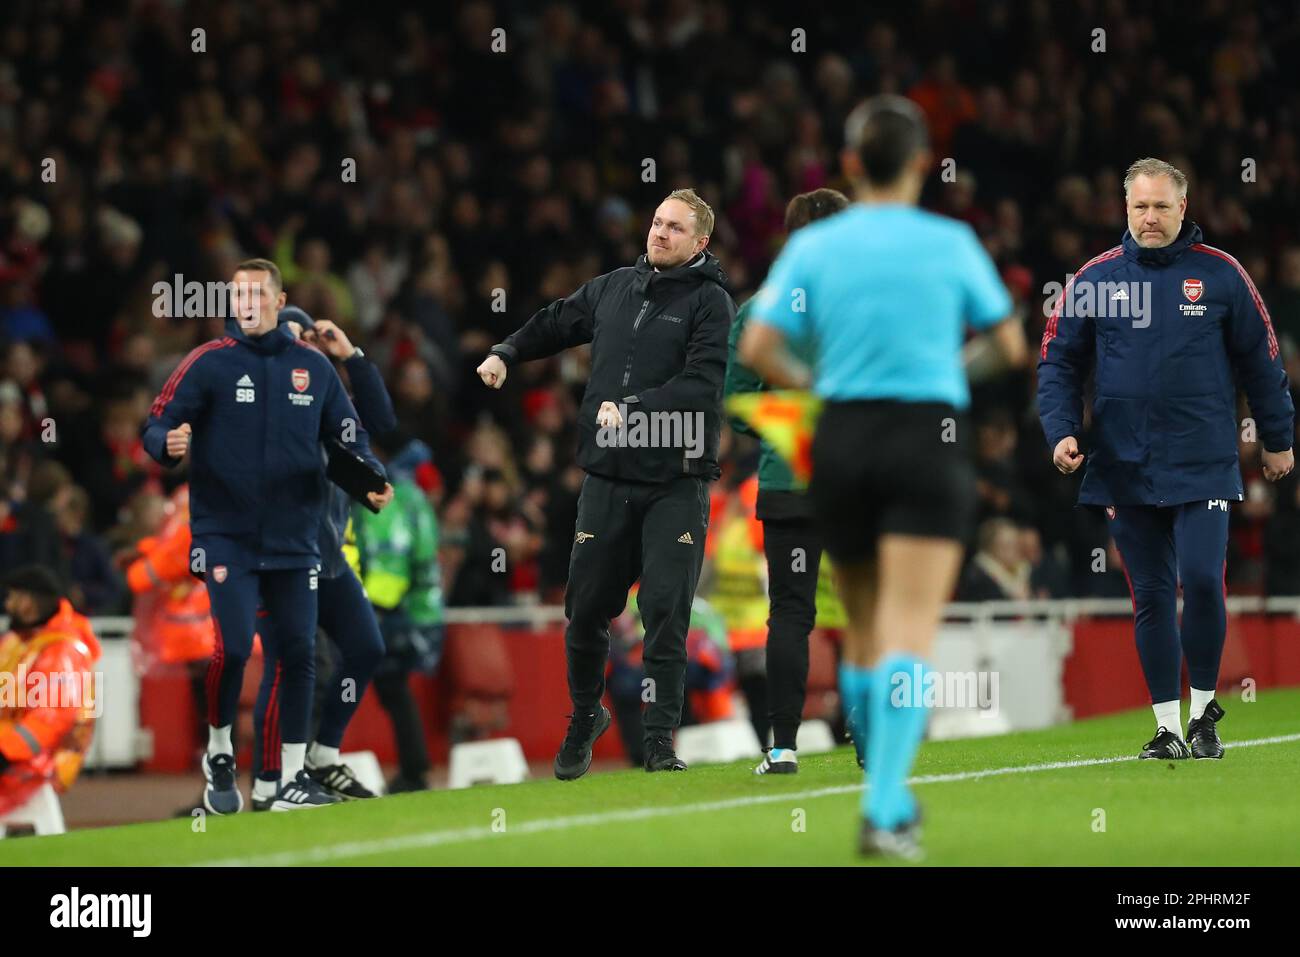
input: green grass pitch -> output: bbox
[4,689,1298,866]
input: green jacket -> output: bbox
[353,481,443,626]
[724,298,812,519]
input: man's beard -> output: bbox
[649,247,691,269]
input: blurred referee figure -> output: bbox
[1038,158,1294,761]
[477,189,736,777]
[740,96,1026,858]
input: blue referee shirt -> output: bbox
[751,204,1011,409]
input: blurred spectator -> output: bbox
[354,437,446,793]
[52,484,124,615]
[1264,467,1300,595]
[974,408,1032,527]
[959,518,1031,601]
[1021,525,1071,599]
[0,458,68,578]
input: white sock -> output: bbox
[1152,699,1182,736]
[207,725,233,757]
[1189,687,1215,723]
[308,743,339,768]
[281,742,307,782]
[252,778,279,800]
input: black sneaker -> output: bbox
[846,705,866,769]
[859,814,924,861]
[308,762,377,800]
[1187,700,1226,759]
[1139,726,1191,760]
[202,753,243,815]
[644,736,687,772]
[387,773,430,794]
[271,770,341,810]
[554,706,611,780]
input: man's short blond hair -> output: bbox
[1124,158,1189,199]
[665,188,715,238]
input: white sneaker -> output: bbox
[754,748,799,775]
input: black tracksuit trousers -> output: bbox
[761,516,823,751]
[564,472,710,741]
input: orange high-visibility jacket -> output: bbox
[126,486,215,667]
[0,599,102,814]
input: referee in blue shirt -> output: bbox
[740,96,1027,858]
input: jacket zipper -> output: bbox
[622,298,650,388]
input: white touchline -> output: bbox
[197,732,1300,867]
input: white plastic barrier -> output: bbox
[928,617,1073,733]
[675,718,763,766]
[84,635,142,769]
[448,738,529,788]
[0,783,66,838]
[794,719,837,754]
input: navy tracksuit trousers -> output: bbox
[1106,500,1232,704]
[251,566,385,781]
[205,564,319,747]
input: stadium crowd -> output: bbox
[3,0,1300,619]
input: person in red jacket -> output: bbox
[0,565,102,816]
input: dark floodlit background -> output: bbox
[2,0,1299,612]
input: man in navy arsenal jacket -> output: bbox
[142,258,391,812]
[1038,158,1295,761]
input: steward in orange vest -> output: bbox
[0,566,102,815]
[126,485,215,669]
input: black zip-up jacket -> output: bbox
[491,251,736,483]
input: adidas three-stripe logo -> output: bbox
[677,532,694,544]
[280,783,311,803]
[321,767,354,790]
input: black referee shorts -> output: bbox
[808,400,976,563]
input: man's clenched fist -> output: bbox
[1053,435,1084,474]
[596,401,623,429]
[1262,447,1295,482]
[477,354,507,389]
[367,482,396,511]
[166,423,192,459]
